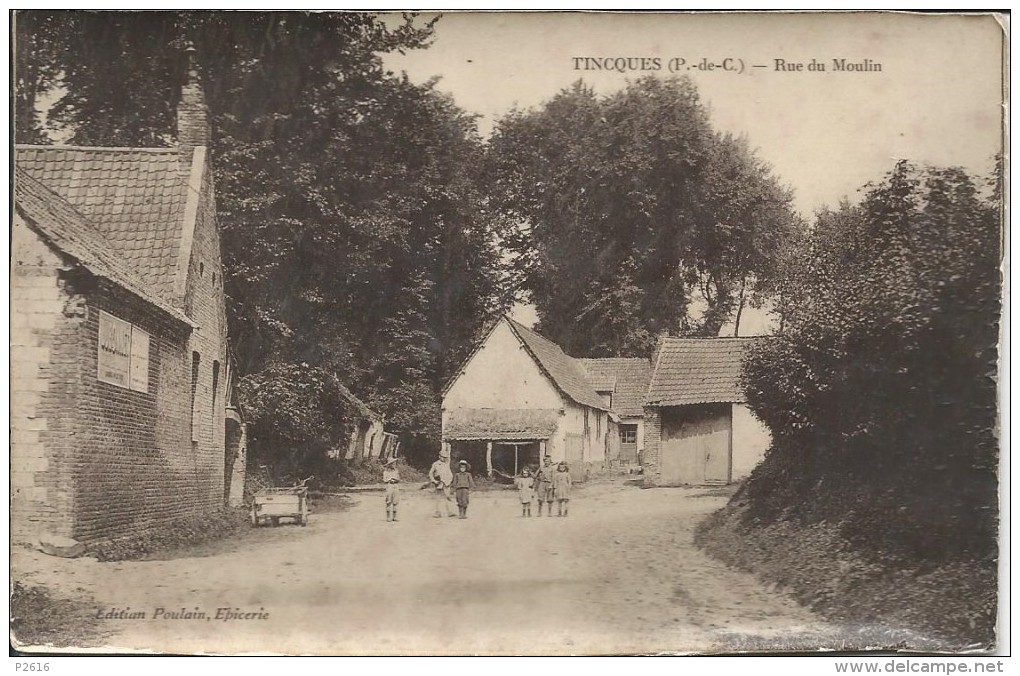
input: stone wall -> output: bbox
[11,218,80,541]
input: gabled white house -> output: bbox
[441,316,615,477]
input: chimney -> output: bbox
[650,331,668,371]
[177,44,210,157]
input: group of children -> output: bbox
[381,454,572,521]
[513,456,572,517]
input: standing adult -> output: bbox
[429,448,455,518]
[533,455,556,517]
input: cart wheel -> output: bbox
[250,505,258,527]
[271,517,280,527]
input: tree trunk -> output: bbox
[733,277,747,337]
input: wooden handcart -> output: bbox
[250,477,312,527]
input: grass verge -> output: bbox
[11,581,110,650]
[695,498,997,652]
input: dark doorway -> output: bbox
[491,441,540,479]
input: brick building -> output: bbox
[11,64,244,545]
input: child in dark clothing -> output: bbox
[452,460,475,519]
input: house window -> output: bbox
[211,360,220,432]
[620,426,638,444]
[191,352,201,441]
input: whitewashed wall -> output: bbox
[444,320,563,411]
[731,403,771,479]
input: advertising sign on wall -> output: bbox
[98,310,150,392]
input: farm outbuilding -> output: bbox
[330,377,397,465]
[441,316,615,477]
[642,338,771,486]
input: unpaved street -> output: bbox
[13,479,832,654]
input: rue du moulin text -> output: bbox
[97,607,270,621]
[773,57,882,72]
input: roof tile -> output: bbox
[16,145,189,304]
[645,338,757,406]
[577,358,653,417]
[14,166,192,326]
[505,318,609,411]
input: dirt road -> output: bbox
[12,479,832,655]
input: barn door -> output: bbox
[660,404,732,485]
[702,417,731,484]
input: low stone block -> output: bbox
[37,532,86,558]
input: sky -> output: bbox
[383,12,1003,217]
[381,12,1004,333]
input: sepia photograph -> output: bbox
[10,10,1006,657]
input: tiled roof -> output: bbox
[645,338,755,406]
[505,318,609,411]
[15,144,190,304]
[585,374,617,392]
[14,167,193,326]
[578,358,653,417]
[444,408,561,441]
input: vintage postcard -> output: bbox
[10,11,1006,657]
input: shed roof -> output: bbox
[16,144,190,304]
[14,167,194,327]
[578,357,653,417]
[505,318,609,411]
[645,338,755,406]
[331,374,381,421]
[443,408,561,441]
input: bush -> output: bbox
[696,501,997,649]
[90,507,251,561]
[238,363,358,483]
[11,581,108,648]
[345,456,427,487]
[741,161,1000,564]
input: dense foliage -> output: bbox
[236,364,355,480]
[741,161,1001,563]
[15,11,510,469]
[487,77,800,355]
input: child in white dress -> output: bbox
[515,468,535,517]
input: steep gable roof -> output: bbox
[15,144,191,304]
[330,373,381,421]
[578,357,653,417]
[14,167,194,327]
[645,338,756,406]
[504,317,608,411]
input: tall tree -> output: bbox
[13,12,65,143]
[16,11,510,466]
[486,77,800,356]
